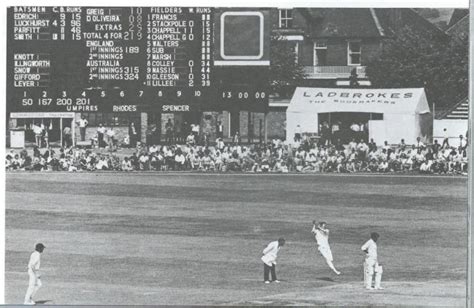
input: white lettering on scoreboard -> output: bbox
[162,105,190,112]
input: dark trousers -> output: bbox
[98,133,104,148]
[80,127,86,141]
[263,263,277,281]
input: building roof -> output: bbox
[302,8,385,38]
[435,97,469,120]
[447,9,469,28]
[446,13,469,36]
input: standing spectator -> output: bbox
[165,119,174,145]
[106,127,116,151]
[294,125,302,142]
[32,122,43,148]
[458,134,467,150]
[320,122,331,146]
[361,232,382,290]
[398,139,407,150]
[359,122,366,141]
[233,131,240,145]
[129,122,138,148]
[43,124,49,148]
[191,123,200,143]
[350,122,360,140]
[357,139,369,160]
[217,120,224,139]
[261,238,285,284]
[77,115,88,142]
[181,121,188,143]
[415,137,424,149]
[368,138,377,153]
[216,137,225,151]
[331,121,340,144]
[63,125,72,148]
[24,243,45,305]
[174,120,181,143]
[432,139,441,155]
[97,123,106,148]
[442,128,449,148]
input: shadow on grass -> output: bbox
[34,300,52,305]
[315,277,335,282]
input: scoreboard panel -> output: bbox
[7,6,269,114]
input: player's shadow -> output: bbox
[34,300,52,305]
[315,277,335,282]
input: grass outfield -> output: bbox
[5,172,468,306]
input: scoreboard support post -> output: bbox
[264,112,268,144]
[60,118,63,147]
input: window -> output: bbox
[348,41,362,66]
[279,9,293,28]
[313,41,327,66]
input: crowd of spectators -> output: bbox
[5,136,468,175]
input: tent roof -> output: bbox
[287,88,430,115]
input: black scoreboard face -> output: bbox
[7,7,269,114]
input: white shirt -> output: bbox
[361,239,378,260]
[97,126,106,134]
[28,251,41,272]
[106,129,115,138]
[312,226,329,248]
[350,124,360,132]
[261,241,281,266]
[78,119,88,128]
[33,125,43,135]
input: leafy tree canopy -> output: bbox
[366,26,468,109]
[269,35,306,98]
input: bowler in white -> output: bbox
[261,238,285,283]
[24,243,45,305]
[312,221,341,275]
[361,232,383,290]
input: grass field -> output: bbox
[4,172,468,306]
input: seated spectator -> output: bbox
[175,150,186,171]
[122,157,133,171]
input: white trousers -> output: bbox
[24,269,41,304]
[364,258,382,288]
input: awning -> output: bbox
[287,88,430,115]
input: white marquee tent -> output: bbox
[286,87,432,145]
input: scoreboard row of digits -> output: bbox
[8,6,271,112]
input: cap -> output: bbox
[35,243,45,250]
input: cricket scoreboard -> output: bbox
[7,7,270,113]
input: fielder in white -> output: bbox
[361,232,383,290]
[24,243,45,305]
[311,221,341,275]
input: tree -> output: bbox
[269,35,306,98]
[365,26,468,109]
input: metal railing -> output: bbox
[303,66,366,79]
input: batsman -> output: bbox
[361,232,383,290]
[311,221,341,275]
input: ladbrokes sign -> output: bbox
[288,88,430,115]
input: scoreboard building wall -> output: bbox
[7,6,270,146]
